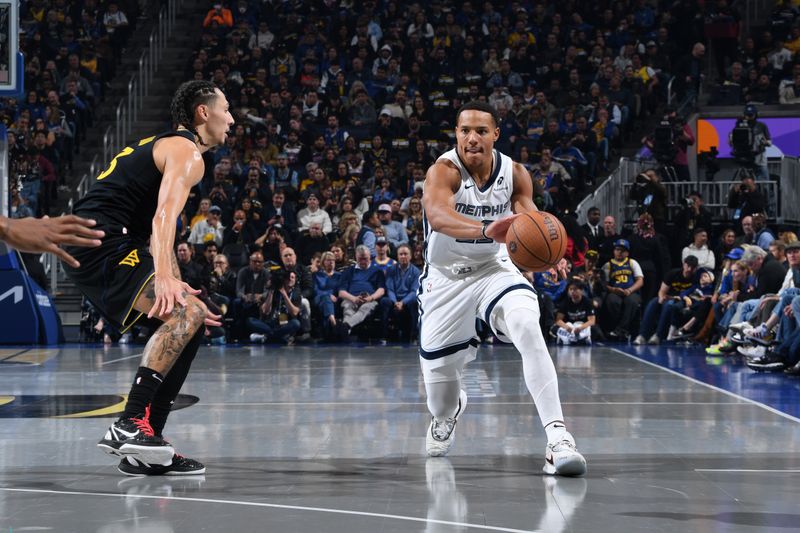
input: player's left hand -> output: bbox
[484,214,523,243]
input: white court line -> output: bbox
[198,401,749,406]
[610,347,800,424]
[0,487,536,533]
[100,353,143,366]
[695,469,800,473]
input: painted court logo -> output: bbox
[119,250,140,267]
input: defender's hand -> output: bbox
[4,215,104,267]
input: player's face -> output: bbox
[456,110,499,166]
[203,89,235,146]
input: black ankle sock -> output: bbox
[122,367,164,419]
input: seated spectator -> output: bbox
[531,148,571,212]
[357,210,379,257]
[752,212,776,251]
[667,268,716,341]
[297,191,333,235]
[601,239,644,340]
[188,205,225,248]
[635,255,699,345]
[533,266,567,335]
[379,244,420,343]
[779,71,800,104]
[190,198,212,229]
[372,236,396,274]
[297,223,331,266]
[554,279,599,345]
[313,251,342,338]
[337,245,386,336]
[264,190,298,235]
[682,228,715,271]
[208,253,238,306]
[176,242,204,292]
[248,270,302,345]
[234,251,271,341]
[377,203,408,249]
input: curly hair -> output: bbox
[170,80,218,146]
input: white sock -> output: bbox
[544,421,568,443]
[425,380,461,420]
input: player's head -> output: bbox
[171,80,234,148]
[454,101,500,165]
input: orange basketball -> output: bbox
[505,210,567,271]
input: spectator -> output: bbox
[582,207,603,251]
[601,239,644,340]
[728,173,767,222]
[554,279,598,345]
[673,191,714,249]
[634,254,699,344]
[264,190,298,235]
[297,191,333,235]
[752,212,776,251]
[234,251,271,340]
[357,210,379,257]
[628,168,667,233]
[337,245,386,336]
[313,251,342,338]
[682,228,715,271]
[372,236,396,275]
[297,222,331,266]
[377,203,408,249]
[208,253,238,305]
[188,205,225,248]
[248,270,302,345]
[203,3,233,28]
[379,244,420,343]
[176,242,204,291]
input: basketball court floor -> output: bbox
[1,341,799,532]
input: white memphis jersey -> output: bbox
[424,148,514,270]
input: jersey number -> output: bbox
[614,274,629,284]
[96,136,156,180]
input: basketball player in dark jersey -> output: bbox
[0,214,104,266]
[63,80,234,476]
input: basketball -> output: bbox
[505,210,567,271]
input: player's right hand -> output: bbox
[148,275,201,319]
[484,214,523,244]
[3,215,105,267]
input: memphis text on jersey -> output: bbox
[454,200,510,218]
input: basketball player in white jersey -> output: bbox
[419,101,586,476]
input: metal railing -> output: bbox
[577,156,800,228]
[103,0,180,165]
[45,0,181,294]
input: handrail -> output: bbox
[103,0,182,162]
[47,0,183,295]
[666,76,676,107]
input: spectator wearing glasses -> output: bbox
[188,204,225,248]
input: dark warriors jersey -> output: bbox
[73,130,197,241]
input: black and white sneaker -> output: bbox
[745,351,787,372]
[426,390,468,457]
[98,415,174,465]
[118,454,206,476]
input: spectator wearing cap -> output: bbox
[378,203,408,249]
[188,204,225,248]
[297,191,333,235]
[600,239,644,340]
[379,244,420,344]
[634,255,699,345]
[372,236,396,275]
[682,228,715,271]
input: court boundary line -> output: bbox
[0,487,537,533]
[695,469,800,473]
[609,347,800,424]
[100,353,143,366]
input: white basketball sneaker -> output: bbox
[426,390,468,457]
[543,432,587,476]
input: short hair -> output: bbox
[355,244,371,257]
[588,206,600,214]
[396,244,412,254]
[742,245,767,264]
[361,210,375,225]
[455,100,500,127]
[770,239,786,252]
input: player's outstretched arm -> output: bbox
[0,214,105,267]
[148,138,205,319]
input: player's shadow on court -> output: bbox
[617,511,800,528]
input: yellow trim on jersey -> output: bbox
[119,271,155,334]
[138,136,156,146]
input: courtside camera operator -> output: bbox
[729,104,771,181]
[642,107,695,182]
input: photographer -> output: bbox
[727,172,766,222]
[729,104,772,181]
[628,168,668,234]
[642,108,694,182]
[674,190,714,248]
[247,269,302,345]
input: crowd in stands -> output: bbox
[7,1,800,374]
[710,0,800,105]
[5,0,148,223]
